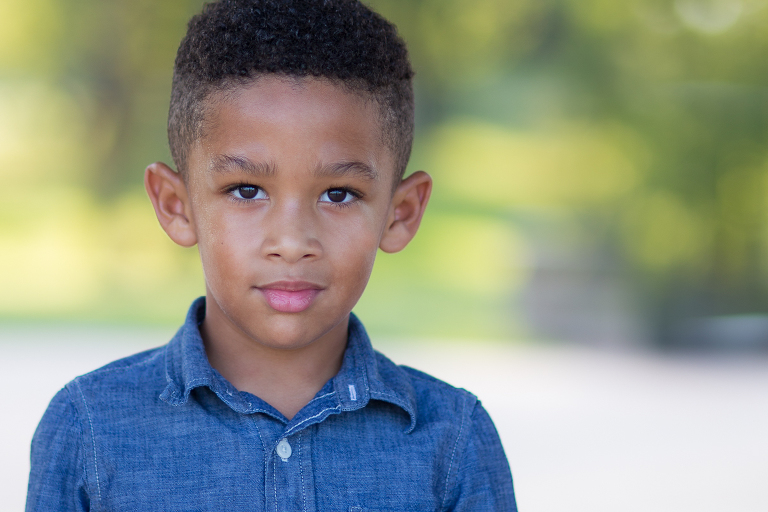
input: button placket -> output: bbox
[266,432,316,512]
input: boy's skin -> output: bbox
[145,75,432,419]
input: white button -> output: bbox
[276,439,292,460]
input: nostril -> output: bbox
[261,236,320,262]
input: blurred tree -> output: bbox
[372,0,768,343]
[0,0,207,195]
[3,0,768,341]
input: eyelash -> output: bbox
[321,187,362,209]
[226,184,266,204]
[225,184,362,208]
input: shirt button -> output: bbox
[276,439,292,460]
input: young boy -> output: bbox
[26,1,516,510]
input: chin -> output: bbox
[249,314,337,350]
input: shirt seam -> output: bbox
[250,417,265,452]
[299,431,307,512]
[73,380,102,502]
[272,454,278,512]
[284,405,341,437]
[441,394,468,510]
[305,390,336,406]
[63,387,91,506]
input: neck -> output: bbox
[200,304,348,421]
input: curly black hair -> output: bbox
[168,0,415,180]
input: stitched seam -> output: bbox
[75,381,102,501]
[272,455,278,512]
[183,377,211,389]
[441,395,467,510]
[299,431,307,512]
[363,356,371,397]
[251,418,265,452]
[284,405,341,437]
[263,434,270,512]
[304,391,336,406]
[68,388,91,502]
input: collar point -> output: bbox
[159,386,187,406]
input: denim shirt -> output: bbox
[27,298,517,511]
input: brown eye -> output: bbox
[320,188,356,204]
[327,189,347,202]
[239,186,257,199]
[233,185,263,200]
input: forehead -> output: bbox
[190,76,394,179]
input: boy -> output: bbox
[27,0,516,510]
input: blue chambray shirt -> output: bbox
[27,298,517,511]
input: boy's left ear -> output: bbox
[379,171,433,253]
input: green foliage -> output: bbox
[3,0,768,339]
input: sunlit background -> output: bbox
[5,0,768,344]
[2,0,768,510]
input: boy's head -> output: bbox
[168,0,415,183]
[146,0,431,352]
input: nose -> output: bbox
[260,201,322,263]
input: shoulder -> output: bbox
[34,345,165,440]
[372,350,480,429]
[73,345,166,382]
[370,351,515,508]
[375,354,516,509]
[375,349,477,401]
[64,345,168,408]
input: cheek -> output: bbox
[329,218,382,288]
[195,210,261,287]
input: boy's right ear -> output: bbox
[144,162,198,247]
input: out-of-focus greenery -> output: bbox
[2,0,768,342]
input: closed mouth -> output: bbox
[258,280,323,292]
[257,281,323,313]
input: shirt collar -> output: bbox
[160,297,417,433]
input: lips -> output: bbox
[257,281,322,313]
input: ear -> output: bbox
[144,162,198,247]
[379,171,432,253]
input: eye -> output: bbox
[320,188,357,204]
[230,185,266,200]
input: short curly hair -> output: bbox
[169,0,415,180]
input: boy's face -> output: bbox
[147,76,430,351]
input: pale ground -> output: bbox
[2,325,767,512]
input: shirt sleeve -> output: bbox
[449,401,517,512]
[26,387,90,512]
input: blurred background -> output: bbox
[3,0,768,346]
[2,0,767,511]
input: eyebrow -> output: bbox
[209,154,377,181]
[315,161,379,181]
[209,154,276,177]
